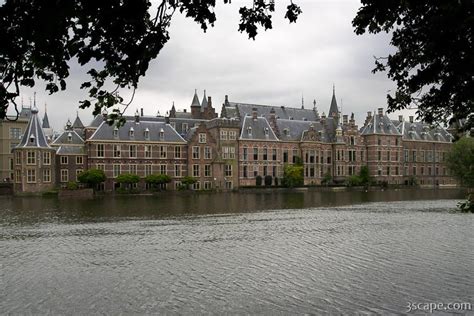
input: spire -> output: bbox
[329,84,339,118]
[301,93,304,109]
[17,106,51,148]
[191,89,200,107]
[201,89,208,110]
[169,101,176,118]
[72,111,84,129]
[42,103,50,128]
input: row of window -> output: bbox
[16,151,52,166]
[96,144,184,159]
[15,168,82,184]
[403,149,446,163]
[220,130,238,140]
[241,147,301,163]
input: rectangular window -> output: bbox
[404,149,409,162]
[174,146,181,159]
[159,164,167,175]
[193,181,200,190]
[182,123,189,133]
[76,169,83,181]
[159,146,167,159]
[220,130,228,140]
[145,164,152,176]
[204,181,212,190]
[60,169,68,182]
[130,164,137,175]
[145,145,152,158]
[204,164,211,177]
[223,146,235,159]
[76,156,83,165]
[27,151,36,165]
[199,133,207,144]
[113,145,121,158]
[243,147,248,160]
[204,147,211,159]
[43,152,51,165]
[263,148,268,160]
[193,164,200,177]
[192,146,200,159]
[378,151,381,161]
[253,165,258,177]
[292,149,298,164]
[97,144,105,157]
[27,169,36,183]
[113,164,121,178]
[272,149,277,161]
[9,127,22,139]
[243,165,248,178]
[129,145,137,158]
[43,169,51,183]
[97,164,105,171]
[174,164,181,177]
[283,150,288,163]
[15,169,21,183]
[61,156,68,164]
[15,152,21,165]
[412,150,417,162]
[253,147,258,160]
[225,164,232,177]
[229,131,237,140]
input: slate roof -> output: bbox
[226,102,319,122]
[19,106,32,119]
[191,90,200,107]
[56,146,85,155]
[201,90,208,111]
[393,120,453,142]
[360,113,401,136]
[328,86,339,118]
[42,111,51,128]
[276,119,314,141]
[52,129,84,145]
[89,118,186,143]
[17,107,52,149]
[169,117,206,137]
[89,115,104,128]
[240,116,279,141]
[72,114,84,129]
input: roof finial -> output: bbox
[301,92,304,109]
[44,102,47,113]
[333,83,335,96]
[33,92,37,109]
[313,99,316,109]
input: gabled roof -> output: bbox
[169,117,206,137]
[191,90,200,107]
[52,129,84,145]
[42,111,51,128]
[240,116,279,141]
[89,118,186,143]
[89,115,104,128]
[395,120,453,142]
[276,119,315,141]
[16,107,51,148]
[56,145,85,155]
[226,102,319,122]
[72,114,84,129]
[360,113,401,136]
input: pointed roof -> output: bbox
[191,89,200,107]
[17,107,51,148]
[329,85,339,118]
[201,90,208,110]
[72,112,84,129]
[42,109,50,128]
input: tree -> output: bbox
[116,173,140,191]
[181,176,197,190]
[353,1,474,132]
[446,137,474,188]
[0,0,301,122]
[282,164,303,188]
[264,175,272,186]
[77,169,106,189]
[145,173,172,190]
[256,175,263,186]
[359,166,370,186]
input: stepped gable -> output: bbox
[17,107,51,148]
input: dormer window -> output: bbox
[159,128,164,139]
[144,128,150,140]
[284,128,290,136]
[264,127,269,136]
[129,127,134,138]
[247,126,252,136]
[29,134,35,143]
[67,132,72,142]
[113,126,119,138]
[289,116,293,120]
[183,123,189,133]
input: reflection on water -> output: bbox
[0,189,472,314]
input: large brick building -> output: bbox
[9,88,458,193]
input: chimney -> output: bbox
[165,116,170,124]
[268,108,280,137]
[409,116,414,123]
[252,107,258,120]
[343,115,348,124]
[364,111,372,126]
[135,109,140,123]
[207,96,212,108]
[378,108,384,116]
[224,95,229,106]
[140,108,144,116]
[183,109,187,113]
[399,115,403,122]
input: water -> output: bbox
[1,189,473,315]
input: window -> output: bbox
[76,156,83,165]
[412,166,417,176]
[412,150,417,162]
[159,128,164,139]
[386,166,390,176]
[145,164,152,176]
[204,164,211,177]
[27,151,36,165]
[204,181,212,190]
[61,156,68,164]
[225,181,232,190]
[144,128,150,140]
[223,146,235,159]
[193,181,200,190]
[350,136,355,146]
[192,146,200,159]
[129,127,134,138]
[174,164,181,177]
[229,131,237,140]
[9,127,22,139]
[220,130,228,140]
[158,146,166,159]
[253,147,258,160]
[27,169,36,183]
[76,169,83,181]
[145,145,152,158]
[97,144,105,157]
[253,165,258,177]
[193,164,200,177]
[97,164,105,171]
[130,164,137,175]
[243,165,248,178]
[263,166,267,176]
[404,149,409,162]
[283,150,288,163]
[182,123,189,133]
[113,145,121,158]
[113,164,121,178]
[60,169,68,182]
[159,164,167,174]
[113,127,119,138]
[272,149,277,161]
[174,146,181,159]
[225,164,232,177]
[129,145,137,158]
[43,169,51,183]
[263,147,268,160]
[43,152,51,165]
[243,147,248,160]
[292,149,298,164]
[378,151,381,161]
[15,152,21,165]
[15,169,21,183]
[199,133,207,143]
[204,147,211,159]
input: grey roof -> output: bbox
[328,87,339,118]
[56,145,85,155]
[360,113,401,136]
[277,119,314,141]
[201,90,208,110]
[226,102,319,122]
[89,115,104,128]
[42,111,51,128]
[19,106,32,119]
[393,120,453,142]
[174,111,193,119]
[17,107,51,149]
[52,130,84,145]
[72,115,84,129]
[169,117,206,137]
[191,90,200,107]
[240,116,279,141]
[89,118,186,143]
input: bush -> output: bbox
[145,174,171,190]
[66,181,79,190]
[274,177,279,186]
[116,173,139,191]
[181,176,197,190]
[282,164,304,188]
[345,175,362,187]
[77,169,106,189]
[256,175,263,186]
[264,175,272,186]
[321,172,332,186]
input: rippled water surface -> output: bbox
[1,189,473,315]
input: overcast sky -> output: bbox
[14,0,416,131]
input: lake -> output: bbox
[1,189,473,314]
